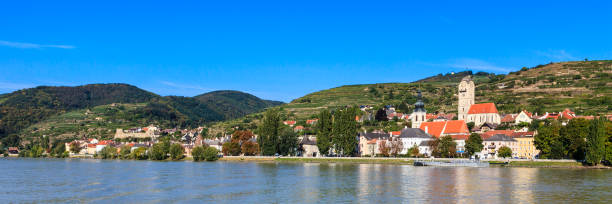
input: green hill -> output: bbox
[208,60,611,134]
[0,84,282,141]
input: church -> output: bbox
[458,76,501,126]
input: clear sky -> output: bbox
[1,1,611,102]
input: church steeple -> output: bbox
[411,89,427,128]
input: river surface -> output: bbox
[1,158,611,203]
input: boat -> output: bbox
[414,160,489,167]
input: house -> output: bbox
[358,132,390,156]
[419,120,470,154]
[397,128,434,155]
[115,125,160,139]
[515,110,533,124]
[306,119,318,125]
[294,125,304,132]
[8,147,19,154]
[480,134,518,159]
[501,114,517,123]
[466,103,501,126]
[299,136,320,157]
[283,120,297,127]
[471,122,498,133]
[481,130,515,140]
[511,131,539,159]
[418,140,435,157]
[86,144,97,155]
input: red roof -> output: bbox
[501,114,517,123]
[367,139,377,144]
[468,103,498,114]
[511,131,535,138]
[87,144,96,148]
[419,120,469,137]
[306,119,318,124]
[521,110,533,118]
[390,131,401,136]
[481,130,515,139]
[283,121,296,125]
[426,114,436,120]
[560,109,575,119]
[294,125,304,131]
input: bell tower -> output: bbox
[458,76,474,120]
[411,90,427,128]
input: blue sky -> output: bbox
[1,1,611,102]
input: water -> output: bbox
[1,158,611,203]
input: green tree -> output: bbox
[466,122,475,132]
[149,141,170,160]
[375,108,388,121]
[169,143,185,160]
[498,146,512,158]
[29,145,44,158]
[278,127,298,156]
[585,118,607,165]
[332,107,358,156]
[131,147,148,160]
[192,146,206,161]
[534,121,562,159]
[437,136,457,158]
[258,109,281,155]
[316,109,333,156]
[203,146,219,161]
[51,144,66,158]
[119,145,131,159]
[604,121,612,165]
[98,146,118,159]
[562,118,590,160]
[465,133,484,156]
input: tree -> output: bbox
[149,141,170,160]
[203,146,219,161]
[169,143,185,160]
[131,147,148,160]
[409,145,420,157]
[316,110,333,156]
[70,142,82,154]
[465,133,484,156]
[431,136,457,158]
[389,139,403,157]
[375,108,388,121]
[98,146,118,159]
[191,146,206,161]
[604,121,612,165]
[562,118,590,160]
[278,127,298,156]
[232,130,254,144]
[397,103,411,114]
[378,140,390,157]
[241,141,259,156]
[534,121,562,159]
[258,109,281,155]
[222,142,241,156]
[332,107,359,156]
[1,134,20,148]
[119,145,131,159]
[498,146,512,158]
[466,122,475,132]
[51,144,67,158]
[585,118,607,165]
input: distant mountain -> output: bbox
[0,84,282,140]
[195,90,283,119]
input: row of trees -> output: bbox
[535,118,612,165]
[315,107,359,156]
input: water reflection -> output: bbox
[1,158,611,203]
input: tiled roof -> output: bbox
[467,103,498,114]
[399,128,432,138]
[283,121,296,125]
[481,130,515,139]
[419,120,469,137]
[511,131,535,138]
[390,131,401,136]
[485,134,516,142]
[501,114,517,123]
[360,132,390,140]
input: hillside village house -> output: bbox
[114,125,160,139]
[397,128,435,155]
[419,120,470,154]
[359,132,390,156]
[299,136,320,157]
[480,134,518,159]
[512,131,539,159]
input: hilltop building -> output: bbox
[458,76,475,120]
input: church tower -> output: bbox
[411,90,427,128]
[458,76,475,120]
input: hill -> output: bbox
[0,84,282,141]
[208,60,611,134]
[195,90,283,119]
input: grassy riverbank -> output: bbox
[506,161,585,168]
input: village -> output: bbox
[48,76,611,162]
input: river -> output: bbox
[1,158,611,203]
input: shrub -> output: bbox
[498,146,512,158]
[131,147,148,160]
[192,146,206,161]
[203,147,219,161]
[169,143,185,160]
